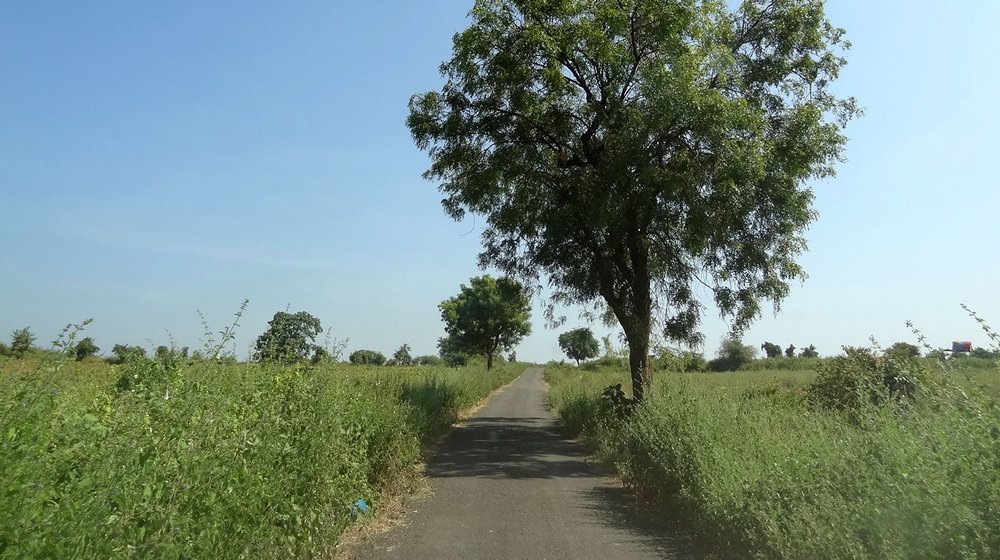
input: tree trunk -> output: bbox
[625,328,651,402]
[486,352,494,371]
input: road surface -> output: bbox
[359,367,693,560]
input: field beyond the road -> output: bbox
[546,361,1000,559]
[0,356,523,558]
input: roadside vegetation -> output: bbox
[546,333,1000,559]
[0,316,524,558]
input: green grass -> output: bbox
[546,362,1000,559]
[0,356,523,559]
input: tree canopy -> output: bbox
[559,327,601,365]
[252,311,323,364]
[439,275,532,370]
[408,0,857,400]
[761,341,781,359]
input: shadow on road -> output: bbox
[577,485,698,559]
[427,415,594,479]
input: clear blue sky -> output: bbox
[2,1,998,362]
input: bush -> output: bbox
[108,344,147,365]
[808,347,928,413]
[414,355,444,366]
[73,337,100,361]
[10,327,35,359]
[708,338,756,371]
[349,349,386,365]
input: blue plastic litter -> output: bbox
[350,498,369,519]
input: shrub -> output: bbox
[73,337,100,361]
[708,338,756,371]
[414,355,444,366]
[108,344,147,365]
[10,327,35,359]
[349,349,386,365]
[807,347,928,413]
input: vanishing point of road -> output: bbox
[359,367,693,560]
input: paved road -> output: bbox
[360,367,693,560]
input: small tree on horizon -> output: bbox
[761,342,782,359]
[349,349,387,365]
[252,311,323,364]
[710,338,757,372]
[392,344,414,366]
[559,328,601,366]
[801,344,819,358]
[785,344,797,358]
[439,275,532,370]
[73,337,100,361]
[10,327,35,359]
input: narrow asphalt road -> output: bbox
[359,367,693,560]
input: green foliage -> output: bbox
[438,275,532,370]
[109,343,147,365]
[0,358,523,557]
[546,362,1000,559]
[409,0,858,400]
[391,344,413,366]
[784,344,796,358]
[887,341,921,359]
[808,347,927,414]
[10,327,35,359]
[970,347,1000,359]
[800,344,819,358]
[414,355,444,367]
[349,349,386,366]
[558,328,600,365]
[761,341,782,358]
[0,342,9,357]
[651,347,705,372]
[72,337,100,361]
[709,338,757,371]
[252,311,323,364]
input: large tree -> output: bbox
[252,311,323,364]
[408,0,857,400]
[439,275,532,370]
[559,327,601,365]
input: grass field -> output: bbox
[0,355,523,559]
[546,359,1000,559]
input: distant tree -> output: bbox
[408,0,858,401]
[439,275,532,370]
[971,347,1000,360]
[392,344,414,366]
[73,337,100,361]
[507,351,517,363]
[887,342,920,359]
[0,342,9,357]
[709,338,757,372]
[558,328,600,366]
[110,344,147,364]
[252,311,323,364]
[761,342,782,359]
[349,349,387,365]
[415,355,444,366]
[10,327,35,359]
[785,344,797,358]
[800,344,819,358]
[155,345,171,361]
